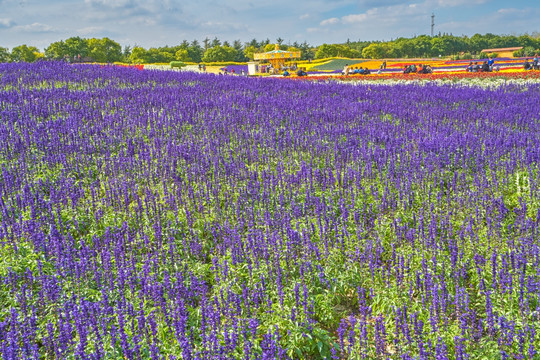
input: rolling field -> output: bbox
[1,62,540,359]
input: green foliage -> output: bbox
[128,46,149,63]
[0,47,10,63]
[315,44,360,59]
[244,45,259,60]
[129,43,202,64]
[452,52,474,60]
[522,46,538,57]
[129,47,172,63]
[44,40,68,59]
[264,43,287,52]
[202,45,238,62]
[511,48,538,58]
[87,37,122,62]
[478,51,498,59]
[350,33,540,59]
[10,45,41,62]
[65,36,89,58]
[361,43,392,59]
[44,37,122,62]
[170,61,186,68]
[175,49,192,62]
[15,32,540,66]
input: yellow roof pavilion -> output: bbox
[254,44,301,69]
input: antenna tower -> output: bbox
[431,13,435,37]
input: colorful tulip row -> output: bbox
[294,68,540,83]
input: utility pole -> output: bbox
[431,13,435,37]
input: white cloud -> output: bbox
[0,18,15,28]
[320,17,340,26]
[435,0,488,6]
[84,0,133,6]
[77,26,104,35]
[320,2,421,28]
[299,13,310,20]
[14,22,54,32]
[497,8,526,15]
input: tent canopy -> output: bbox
[254,44,301,68]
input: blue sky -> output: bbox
[0,0,539,50]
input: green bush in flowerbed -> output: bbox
[170,61,186,68]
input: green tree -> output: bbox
[87,37,122,62]
[468,33,488,54]
[244,46,258,60]
[299,41,314,61]
[248,38,259,48]
[264,43,287,52]
[122,45,132,62]
[233,40,246,62]
[146,48,174,63]
[211,37,221,47]
[361,43,385,59]
[203,37,211,51]
[65,36,89,58]
[430,37,452,57]
[175,49,193,62]
[129,46,150,63]
[189,40,203,63]
[202,46,237,62]
[315,44,359,59]
[517,35,535,49]
[45,40,68,60]
[411,36,431,57]
[0,47,11,63]
[11,45,40,62]
[488,34,519,49]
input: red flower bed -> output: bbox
[115,64,144,70]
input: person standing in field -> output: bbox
[487,57,495,72]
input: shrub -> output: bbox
[513,49,526,57]
[523,46,538,57]
[457,52,473,60]
[170,61,186,68]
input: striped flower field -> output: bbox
[1,62,540,359]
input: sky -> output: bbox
[0,0,539,50]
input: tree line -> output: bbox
[349,33,540,59]
[1,33,539,64]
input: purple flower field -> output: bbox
[1,62,540,359]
